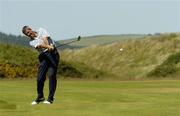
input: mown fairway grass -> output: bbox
[0,79,180,116]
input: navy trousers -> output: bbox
[37,48,59,101]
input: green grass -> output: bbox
[1,79,180,116]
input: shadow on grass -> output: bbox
[0,100,17,110]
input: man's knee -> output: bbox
[37,76,46,83]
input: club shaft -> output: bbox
[56,36,81,48]
[56,40,78,48]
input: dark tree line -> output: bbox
[0,32,29,46]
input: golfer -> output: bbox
[22,26,59,105]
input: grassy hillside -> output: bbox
[58,34,146,48]
[0,44,104,78]
[1,33,180,80]
[61,33,180,80]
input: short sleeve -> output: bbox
[29,39,41,48]
[38,28,50,38]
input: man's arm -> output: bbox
[43,37,51,46]
[36,44,53,50]
[36,37,54,50]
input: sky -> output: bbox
[0,0,180,40]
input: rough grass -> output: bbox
[148,52,180,77]
[1,79,180,116]
[61,33,180,79]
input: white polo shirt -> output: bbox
[29,28,52,52]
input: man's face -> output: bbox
[25,27,37,39]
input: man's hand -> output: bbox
[36,44,54,51]
[43,37,54,51]
[47,45,54,51]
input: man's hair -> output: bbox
[22,25,29,34]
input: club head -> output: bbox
[77,36,81,41]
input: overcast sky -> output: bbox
[0,0,180,40]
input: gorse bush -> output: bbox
[0,63,37,78]
[0,44,37,78]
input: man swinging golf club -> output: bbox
[22,26,59,105]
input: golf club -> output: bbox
[56,36,81,48]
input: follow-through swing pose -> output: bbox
[22,26,59,105]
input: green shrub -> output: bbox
[148,52,180,77]
[58,61,83,78]
[58,60,111,79]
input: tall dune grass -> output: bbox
[61,33,180,80]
